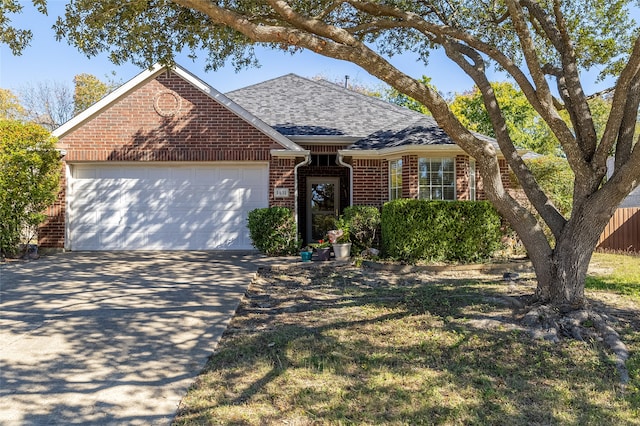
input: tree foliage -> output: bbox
[524,156,574,218]
[3,0,640,309]
[0,119,60,256]
[450,82,561,155]
[0,88,26,121]
[450,82,614,156]
[73,73,111,114]
[384,75,433,115]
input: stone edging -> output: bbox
[361,260,534,275]
[266,258,533,275]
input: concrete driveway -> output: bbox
[0,251,268,425]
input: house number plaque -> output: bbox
[274,188,289,198]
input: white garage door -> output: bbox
[67,163,268,250]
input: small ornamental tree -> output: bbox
[0,120,61,256]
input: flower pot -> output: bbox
[300,251,313,262]
[314,247,331,261]
[332,242,352,261]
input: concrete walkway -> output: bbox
[0,251,271,425]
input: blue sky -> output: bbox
[0,1,625,97]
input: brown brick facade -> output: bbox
[456,155,471,200]
[269,157,297,210]
[39,71,291,248]
[40,68,513,250]
[402,155,419,199]
[39,166,66,248]
[352,159,387,206]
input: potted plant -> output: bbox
[328,217,351,261]
[309,239,332,261]
[300,246,313,262]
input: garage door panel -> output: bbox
[68,164,268,250]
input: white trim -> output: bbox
[337,152,353,206]
[388,158,403,201]
[289,135,362,144]
[340,144,467,159]
[64,162,72,251]
[270,149,311,158]
[52,63,304,153]
[469,158,476,201]
[341,145,515,159]
[64,160,270,166]
[294,155,312,228]
[417,156,457,201]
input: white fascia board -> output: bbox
[340,144,466,159]
[289,135,362,144]
[340,144,509,160]
[270,149,311,158]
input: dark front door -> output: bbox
[306,177,340,242]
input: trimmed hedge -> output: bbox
[381,199,503,263]
[247,207,300,256]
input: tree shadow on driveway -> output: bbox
[0,251,264,425]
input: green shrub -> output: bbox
[0,120,61,256]
[381,199,503,263]
[247,207,301,256]
[330,216,350,243]
[342,205,381,252]
[523,156,574,217]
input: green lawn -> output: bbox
[174,254,640,425]
[588,252,640,301]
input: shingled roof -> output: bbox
[225,73,456,147]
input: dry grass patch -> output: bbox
[174,260,639,425]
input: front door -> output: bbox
[306,177,340,242]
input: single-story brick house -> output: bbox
[40,63,510,251]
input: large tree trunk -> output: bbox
[531,201,615,309]
[537,240,591,309]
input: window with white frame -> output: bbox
[418,157,456,200]
[469,158,476,201]
[389,159,403,200]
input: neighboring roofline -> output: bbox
[52,63,304,152]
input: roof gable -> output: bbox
[226,74,431,139]
[53,64,302,152]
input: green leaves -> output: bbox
[73,73,113,114]
[247,207,301,256]
[0,120,61,255]
[381,199,503,263]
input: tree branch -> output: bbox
[346,0,578,164]
[442,39,566,238]
[614,74,640,170]
[595,34,640,168]
[505,0,589,178]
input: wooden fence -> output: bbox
[597,207,640,252]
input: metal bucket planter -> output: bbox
[332,243,352,261]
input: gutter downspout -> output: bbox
[337,151,353,206]
[294,153,312,227]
